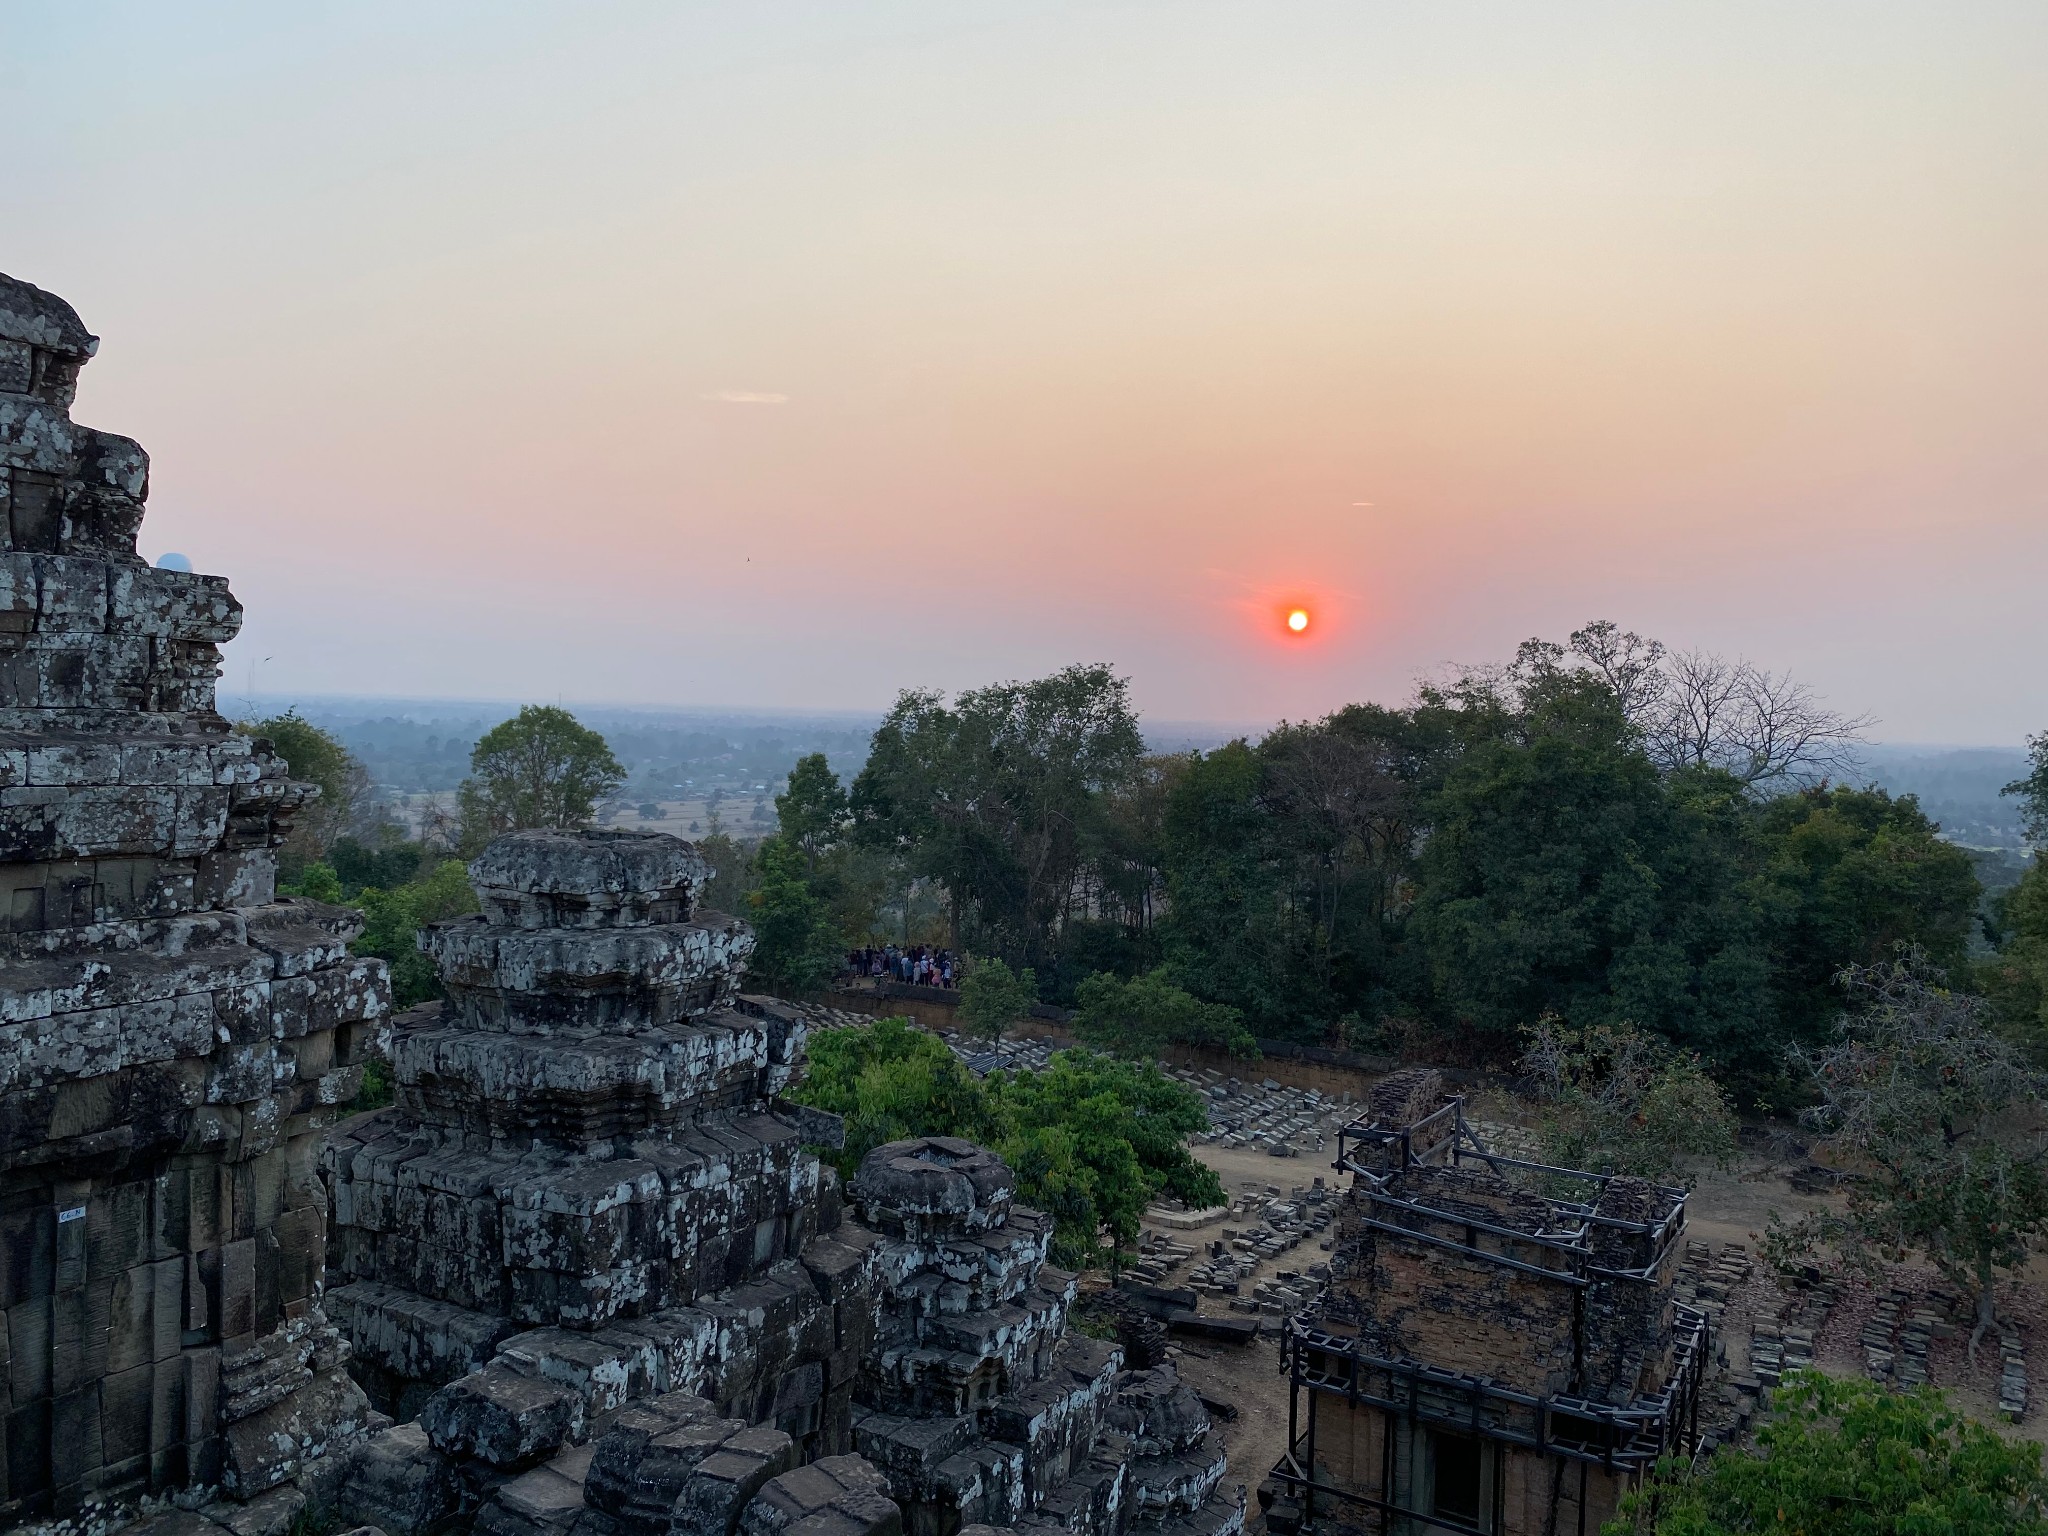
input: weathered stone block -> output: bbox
[338,1421,456,1536]
[422,1364,584,1468]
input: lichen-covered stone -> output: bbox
[0,271,384,1523]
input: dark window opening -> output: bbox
[1429,1431,1484,1528]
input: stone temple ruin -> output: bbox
[316,829,1241,1536]
[0,264,1241,1536]
[1265,1070,1705,1536]
[1,273,388,1518]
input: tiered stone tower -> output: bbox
[1,273,1244,1536]
[325,829,890,1530]
[848,1138,1242,1536]
[323,834,1242,1536]
[0,274,386,1519]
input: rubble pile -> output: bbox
[1859,1286,1912,1383]
[0,272,388,1521]
[1123,1235,1198,1288]
[1674,1241,1753,1336]
[2000,1330,2029,1423]
[1197,1182,1336,1301]
[1189,1079,1347,1159]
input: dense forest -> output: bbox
[259,622,2044,1108]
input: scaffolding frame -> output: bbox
[1268,1098,1707,1536]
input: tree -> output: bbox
[350,858,480,1007]
[456,705,625,846]
[1643,649,1870,789]
[851,664,1145,968]
[987,1050,1224,1269]
[777,753,850,871]
[1981,861,2048,1054]
[2005,731,2048,845]
[328,831,425,894]
[957,957,1037,1047]
[1984,732,2048,1049]
[243,710,370,873]
[695,817,760,915]
[793,1017,996,1173]
[1154,707,1432,1043]
[1548,619,1873,789]
[786,1021,1222,1270]
[1409,675,1773,1072]
[1766,954,2048,1355]
[1072,970,1258,1060]
[1607,1371,2048,1536]
[1157,740,1321,1036]
[1755,785,1982,1047]
[1519,1017,1735,1183]
[746,836,841,991]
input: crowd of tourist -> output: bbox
[845,944,958,988]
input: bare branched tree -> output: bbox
[1519,1016,1735,1183]
[1766,954,2048,1357]
[1432,620,1870,790]
[1645,649,1871,787]
[1567,621,1668,722]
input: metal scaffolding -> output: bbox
[1266,1098,1708,1536]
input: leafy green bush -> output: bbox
[1072,969,1258,1060]
[958,958,1037,1045]
[1520,1017,1736,1184]
[789,1018,1224,1269]
[1608,1371,2048,1535]
[351,858,480,1007]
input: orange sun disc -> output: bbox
[1287,608,1310,633]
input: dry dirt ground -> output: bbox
[1140,1119,2048,1532]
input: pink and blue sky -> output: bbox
[8,2,2046,740]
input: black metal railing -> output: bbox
[1281,1306,1708,1473]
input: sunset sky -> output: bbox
[9,2,2046,741]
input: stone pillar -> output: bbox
[0,273,386,1520]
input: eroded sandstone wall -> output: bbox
[0,272,388,1520]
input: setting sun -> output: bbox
[1287,608,1310,634]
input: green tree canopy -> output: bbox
[1156,707,1430,1041]
[1071,969,1257,1060]
[746,835,842,991]
[1982,859,2048,1052]
[1755,785,1982,1046]
[777,753,851,869]
[1984,733,2048,1050]
[794,1017,996,1167]
[1608,1371,2048,1536]
[851,664,1144,967]
[985,1050,1223,1268]
[350,857,480,1008]
[2005,732,2048,846]
[957,957,1038,1046]
[1409,675,1773,1074]
[457,705,625,847]
[788,1020,1222,1268]
[242,709,369,871]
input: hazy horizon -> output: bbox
[11,3,2047,742]
[218,689,2031,758]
